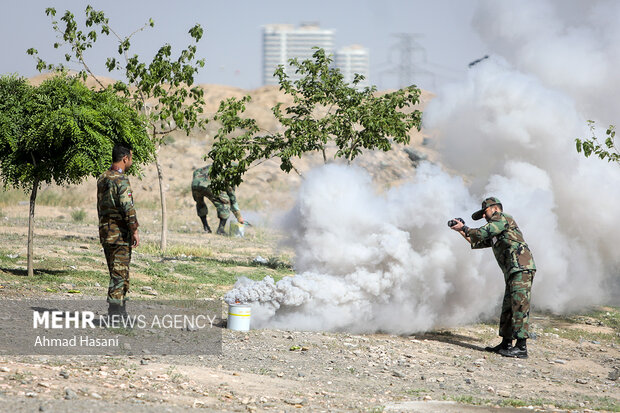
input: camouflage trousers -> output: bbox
[499,270,535,339]
[192,187,232,220]
[103,243,132,305]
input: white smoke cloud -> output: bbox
[472,0,620,122]
[225,0,620,333]
[227,163,502,333]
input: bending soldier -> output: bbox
[97,145,139,317]
[450,197,536,358]
[191,165,244,235]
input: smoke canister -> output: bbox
[227,303,251,331]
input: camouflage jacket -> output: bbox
[191,166,240,213]
[469,211,536,275]
[97,169,139,245]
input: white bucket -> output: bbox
[229,222,245,237]
[227,303,251,331]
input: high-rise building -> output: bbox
[335,45,370,88]
[262,23,335,85]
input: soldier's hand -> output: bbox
[132,230,140,247]
[449,219,464,231]
[238,216,244,224]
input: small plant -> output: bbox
[71,208,87,222]
[576,120,618,164]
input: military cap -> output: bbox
[472,197,502,220]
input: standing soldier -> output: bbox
[97,145,140,317]
[191,164,244,235]
[449,197,536,358]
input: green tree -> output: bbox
[207,48,422,192]
[28,5,207,250]
[0,73,153,276]
[576,120,618,164]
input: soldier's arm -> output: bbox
[227,187,244,223]
[468,215,507,249]
[117,177,139,233]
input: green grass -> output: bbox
[403,388,428,397]
[38,189,87,207]
[582,396,620,412]
[449,395,480,404]
[587,307,620,331]
[139,242,214,258]
[0,188,28,206]
[542,326,618,343]
[71,208,87,222]
[130,255,291,298]
[500,398,529,408]
[446,394,619,412]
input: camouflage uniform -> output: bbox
[97,168,138,305]
[191,165,242,221]
[468,211,536,339]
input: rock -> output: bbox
[486,386,495,393]
[423,395,432,401]
[576,378,588,384]
[284,398,305,405]
[140,359,148,365]
[608,368,619,381]
[26,392,37,398]
[64,389,77,400]
[392,371,404,378]
[253,255,268,264]
[59,371,69,379]
[0,367,10,373]
[91,392,102,400]
[552,359,567,364]
[37,382,50,388]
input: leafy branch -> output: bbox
[207,48,422,193]
[576,120,618,164]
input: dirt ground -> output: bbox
[0,311,618,412]
[0,205,618,412]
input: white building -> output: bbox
[262,23,335,85]
[335,45,370,88]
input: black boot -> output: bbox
[200,216,211,233]
[120,301,129,317]
[485,338,512,353]
[216,218,227,235]
[108,302,122,317]
[499,338,528,358]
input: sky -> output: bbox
[0,0,488,92]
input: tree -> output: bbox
[576,120,619,164]
[0,73,153,276]
[28,5,207,250]
[207,48,422,192]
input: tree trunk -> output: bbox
[27,179,39,277]
[154,150,168,251]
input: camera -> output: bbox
[447,218,465,227]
